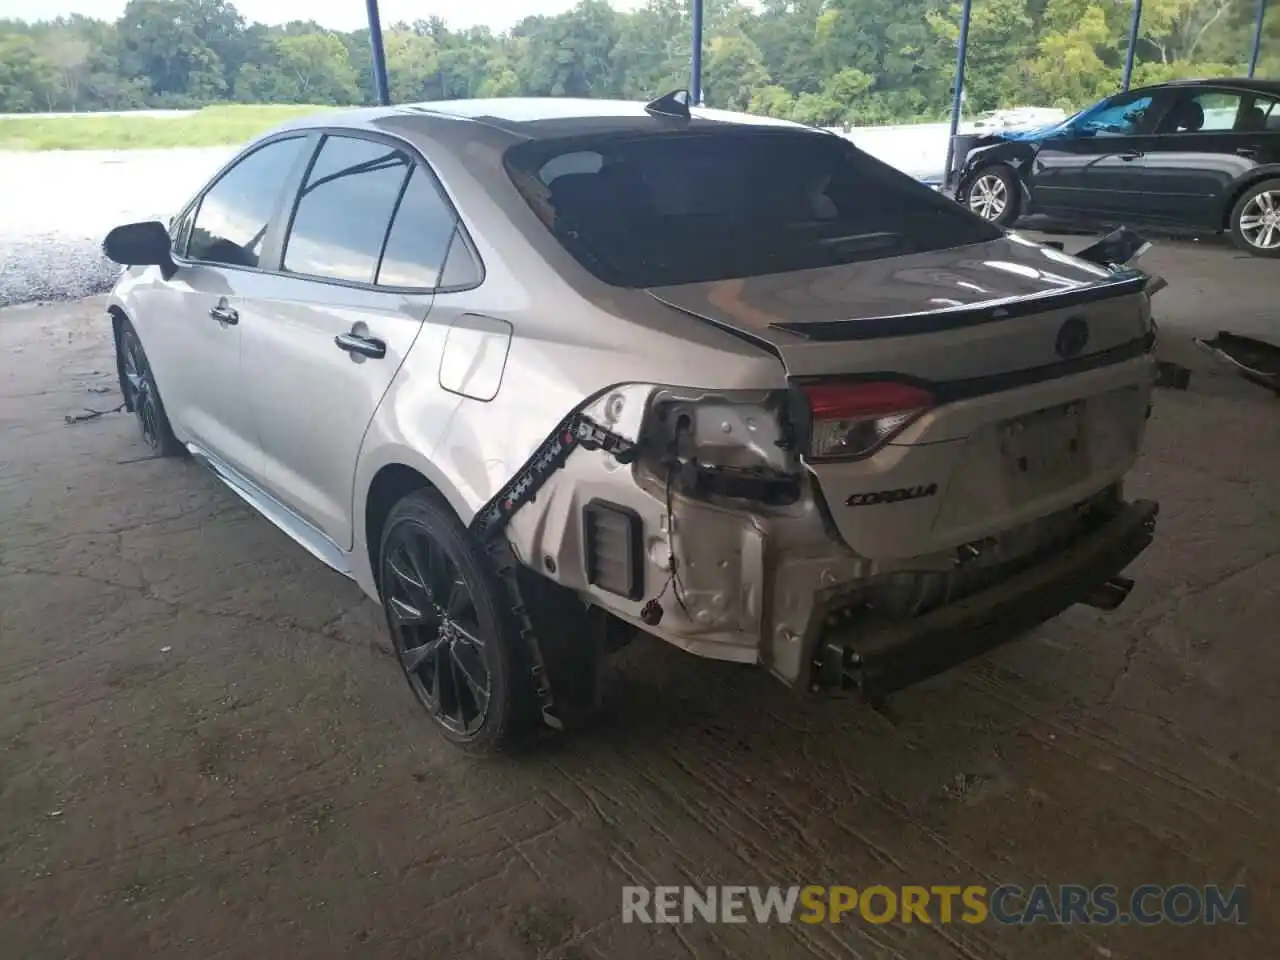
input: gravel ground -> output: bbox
[0,147,232,308]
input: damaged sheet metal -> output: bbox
[1194,332,1280,395]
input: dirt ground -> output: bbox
[1,237,1278,960]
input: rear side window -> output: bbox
[505,129,1002,288]
[188,136,306,268]
[283,135,412,284]
[376,167,458,287]
[1159,90,1244,133]
[1245,94,1279,132]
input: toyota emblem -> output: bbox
[1055,316,1090,359]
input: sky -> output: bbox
[0,0,641,33]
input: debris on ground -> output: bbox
[64,403,125,424]
[1194,331,1280,395]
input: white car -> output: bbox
[102,92,1160,752]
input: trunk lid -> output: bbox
[646,235,1152,381]
[649,235,1157,561]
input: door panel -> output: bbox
[1028,91,1160,219]
[237,134,463,549]
[239,280,431,548]
[131,267,256,475]
[1139,89,1273,228]
[1031,136,1151,218]
[144,133,314,478]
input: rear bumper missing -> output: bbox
[812,498,1159,701]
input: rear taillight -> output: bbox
[801,381,934,460]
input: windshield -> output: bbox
[504,129,1002,288]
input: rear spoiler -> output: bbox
[769,270,1151,343]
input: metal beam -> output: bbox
[366,0,391,106]
[1249,0,1268,77]
[1122,0,1144,92]
[691,0,704,106]
[942,0,973,193]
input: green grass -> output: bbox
[0,104,340,151]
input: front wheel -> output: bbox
[378,489,536,753]
[116,318,183,456]
[964,165,1021,226]
[1229,179,1280,258]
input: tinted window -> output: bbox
[505,130,1001,288]
[439,230,484,288]
[1074,94,1154,136]
[188,136,306,268]
[376,167,457,287]
[1243,94,1279,132]
[1160,90,1244,133]
[283,135,411,284]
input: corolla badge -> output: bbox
[1055,316,1090,359]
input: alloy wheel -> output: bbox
[120,331,163,450]
[382,522,492,736]
[968,173,1008,221]
[1238,189,1280,251]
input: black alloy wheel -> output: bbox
[379,490,532,752]
[117,319,182,456]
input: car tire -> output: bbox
[116,317,184,457]
[1228,179,1280,258]
[378,488,536,753]
[964,165,1021,226]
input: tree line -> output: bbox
[0,0,1274,124]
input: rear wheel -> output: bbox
[964,165,1021,226]
[378,489,535,753]
[116,318,183,456]
[1229,179,1280,258]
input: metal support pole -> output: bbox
[691,0,704,106]
[942,0,973,193]
[366,0,391,106]
[1122,0,1143,92]
[1249,0,1268,77]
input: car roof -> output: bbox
[1130,77,1280,97]
[274,96,811,144]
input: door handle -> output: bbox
[1235,146,1260,158]
[1118,151,1144,161]
[334,332,386,359]
[209,304,239,325]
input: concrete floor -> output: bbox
[1,238,1277,959]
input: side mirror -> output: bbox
[103,220,177,279]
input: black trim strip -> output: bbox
[792,331,1154,401]
[769,271,1150,342]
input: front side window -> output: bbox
[188,136,306,268]
[1159,90,1245,134]
[1072,94,1155,137]
[283,135,412,285]
[505,129,1002,288]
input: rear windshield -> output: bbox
[504,128,1001,288]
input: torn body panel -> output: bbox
[494,348,1156,690]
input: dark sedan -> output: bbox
[955,78,1280,257]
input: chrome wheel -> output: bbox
[1238,189,1280,251]
[382,522,492,736]
[968,173,1009,221]
[120,329,163,450]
